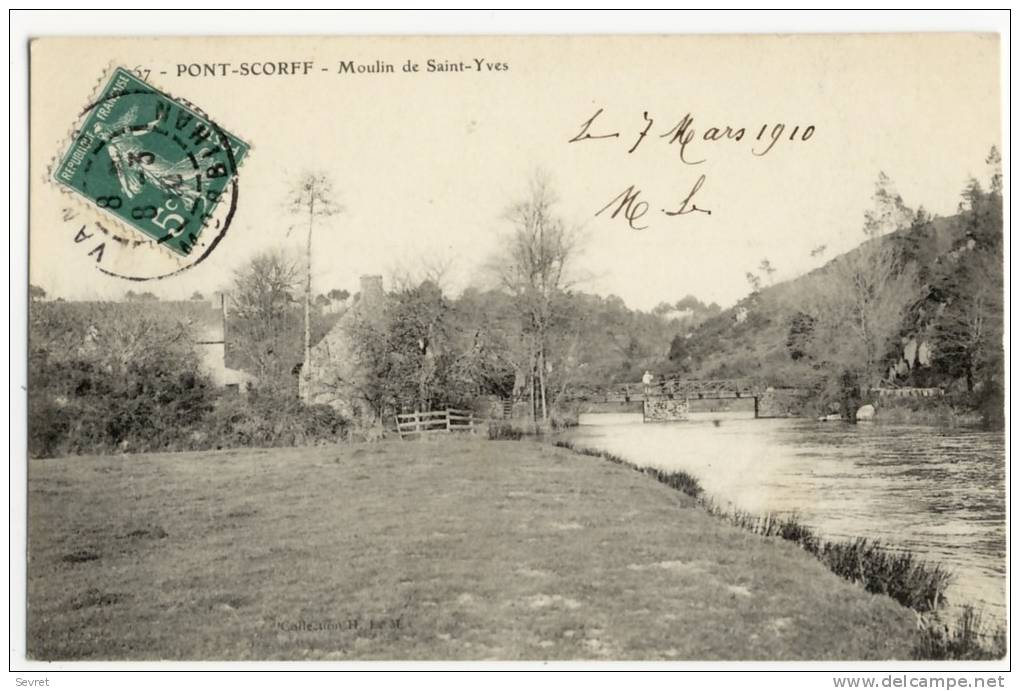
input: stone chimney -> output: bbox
[359,274,384,311]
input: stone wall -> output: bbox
[643,397,690,422]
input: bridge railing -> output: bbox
[566,374,830,403]
[569,378,765,402]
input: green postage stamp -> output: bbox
[53,67,249,258]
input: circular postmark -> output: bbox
[52,68,249,281]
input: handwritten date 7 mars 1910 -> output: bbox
[571,107,816,229]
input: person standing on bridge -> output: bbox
[642,370,654,397]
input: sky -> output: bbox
[30,34,1001,311]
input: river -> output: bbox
[565,413,1006,620]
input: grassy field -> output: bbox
[27,438,917,660]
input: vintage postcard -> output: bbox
[24,33,1005,665]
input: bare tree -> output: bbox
[229,249,301,390]
[806,173,918,390]
[744,271,762,294]
[490,171,581,422]
[389,255,456,294]
[288,172,341,402]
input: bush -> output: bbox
[487,421,525,440]
[972,380,1005,430]
[196,392,348,449]
[29,303,215,457]
[28,302,350,457]
[27,395,72,459]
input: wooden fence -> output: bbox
[395,408,479,439]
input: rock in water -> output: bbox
[856,404,876,421]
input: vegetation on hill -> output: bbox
[665,150,1003,427]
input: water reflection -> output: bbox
[567,414,1006,619]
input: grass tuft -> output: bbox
[61,549,100,564]
[913,607,1007,660]
[819,538,952,613]
[69,588,124,610]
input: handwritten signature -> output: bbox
[596,177,710,231]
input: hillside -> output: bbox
[661,205,997,397]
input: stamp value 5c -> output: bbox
[53,67,249,258]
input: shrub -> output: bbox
[487,421,525,440]
[28,302,349,457]
[549,406,579,430]
[197,392,348,449]
[29,302,215,457]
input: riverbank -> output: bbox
[555,438,1006,660]
[29,439,915,660]
[869,397,985,428]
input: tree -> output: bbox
[190,291,205,301]
[489,172,581,422]
[391,255,455,293]
[327,288,350,302]
[785,311,816,362]
[342,305,400,420]
[29,284,46,301]
[667,333,693,371]
[930,159,1003,396]
[932,250,1002,392]
[805,173,919,416]
[228,249,301,391]
[288,172,341,402]
[758,258,777,285]
[387,280,454,411]
[449,287,522,400]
